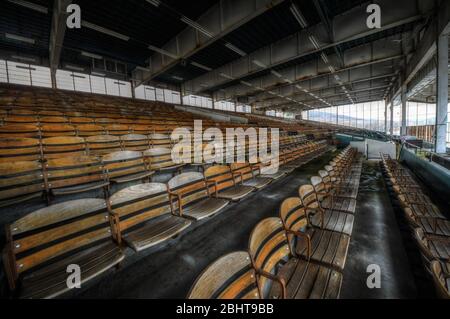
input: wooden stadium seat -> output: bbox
[40,124,76,137]
[167,172,229,220]
[0,161,45,207]
[248,217,342,299]
[318,170,358,200]
[414,228,450,267]
[105,124,130,136]
[4,115,38,124]
[39,116,68,124]
[86,135,121,156]
[204,165,254,201]
[280,198,350,271]
[0,137,41,162]
[188,252,259,299]
[230,162,272,190]
[299,185,354,236]
[404,208,450,237]
[69,117,94,125]
[310,176,356,214]
[130,125,151,135]
[41,136,87,159]
[102,151,154,184]
[0,124,40,138]
[2,198,124,298]
[76,124,105,137]
[45,155,109,198]
[149,133,172,148]
[108,183,191,252]
[120,134,149,151]
[430,261,450,299]
[143,147,184,173]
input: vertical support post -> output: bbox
[435,34,449,153]
[390,103,394,136]
[384,100,388,134]
[401,81,407,136]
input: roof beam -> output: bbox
[49,0,72,85]
[184,0,426,95]
[134,0,285,86]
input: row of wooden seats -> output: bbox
[380,154,450,299]
[1,142,336,298]
[188,147,362,299]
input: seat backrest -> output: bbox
[42,136,87,159]
[248,217,291,296]
[0,124,40,138]
[69,117,94,125]
[102,151,146,179]
[0,137,41,162]
[204,165,237,193]
[168,172,209,215]
[310,176,328,201]
[108,183,171,237]
[4,115,38,124]
[0,161,45,206]
[430,261,450,299]
[4,198,113,282]
[45,155,107,191]
[299,184,320,211]
[143,147,177,170]
[105,124,130,136]
[230,162,255,182]
[40,124,76,137]
[149,133,172,148]
[76,124,105,137]
[120,134,149,151]
[279,197,308,232]
[130,125,151,135]
[86,135,121,156]
[188,251,259,299]
[39,116,68,124]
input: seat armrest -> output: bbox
[285,229,311,260]
[168,191,184,216]
[232,171,244,185]
[108,211,122,244]
[206,180,219,198]
[256,269,287,299]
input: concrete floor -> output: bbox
[73,154,420,299]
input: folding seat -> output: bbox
[319,170,358,200]
[130,125,151,135]
[404,208,450,237]
[69,117,94,125]
[3,115,39,124]
[229,162,272,190]
[258,158,287,180]
[430,261,450,299]
[167,172,229,220]
[0,137,41,162]
[41,136,87,159]
[299,185,354,236]
[143,147,185,173]
[76,124,105,137]
[325,165,359,194]
[310,176,356,214]
[188,252,260,299]
[37,110,64,117]
[149,133,172,148]
[120,134,150,151]
[248,218,342,299]
[86,135,122,156]
[3,198,124,298]
[45,155,109,198]
[280,198,350,271]
[40,124,76,137]
[108,183,191,252]
[104,124,130,136]
[39,116,68,124]
[204,165,254,201]
[0,161,45,207]
[102,150,154,184]
[414,228,450,269]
